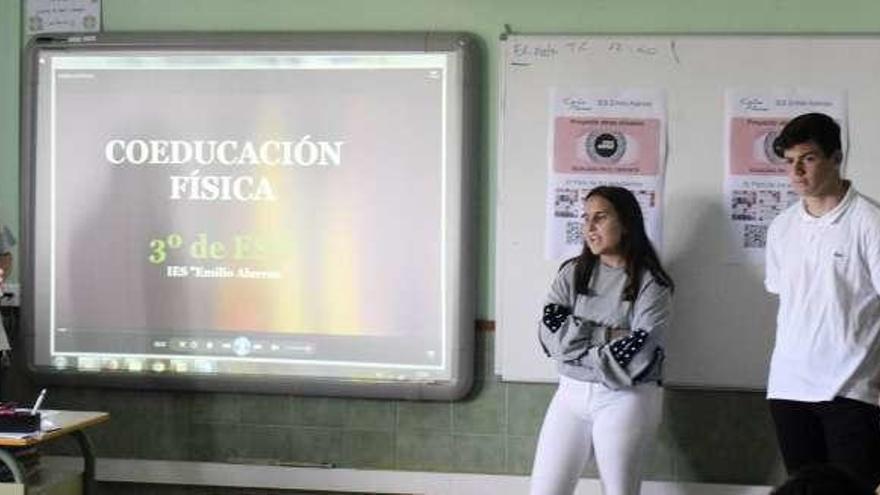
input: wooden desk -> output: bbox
[0,411,108,495]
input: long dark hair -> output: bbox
[568,186,674,300]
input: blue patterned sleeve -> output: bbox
[608,329,650,368]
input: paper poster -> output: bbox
[26,0,101,35]
[545,89,667,260]
[724,89,847,263]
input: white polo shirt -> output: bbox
[765,184,880,404]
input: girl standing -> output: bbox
[530,186,674,495]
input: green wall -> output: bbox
[1,0,20,280]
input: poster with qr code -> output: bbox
[545,89,666,260]
[724,89,847,263]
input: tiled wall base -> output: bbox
[93,458,773,495]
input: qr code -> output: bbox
[633,189,656,210]
[743,224,767,249]
[554,188,580,218]
[731,189,789,222]
[565,221,583,245]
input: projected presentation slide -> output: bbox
[25,37,474,395]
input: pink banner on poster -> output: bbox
[729,117,789,176]
[553,117,660,175]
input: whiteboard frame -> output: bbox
[20,32,481,400]
[495,33,880,389]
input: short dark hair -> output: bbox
[772,112,841,158]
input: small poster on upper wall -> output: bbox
[723,89,847,264]
[545,88,667,260]
[26,0,101,35]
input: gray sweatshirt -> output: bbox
[538,261,672,389]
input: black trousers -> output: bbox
[769,397,880,490]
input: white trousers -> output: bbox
[529,376,663,495]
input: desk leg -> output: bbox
[71,430,96,495]
[0,448,24,484]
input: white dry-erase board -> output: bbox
[495,34,880,389]
[22,32,480,399]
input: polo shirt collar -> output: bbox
[798,181,856,226]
